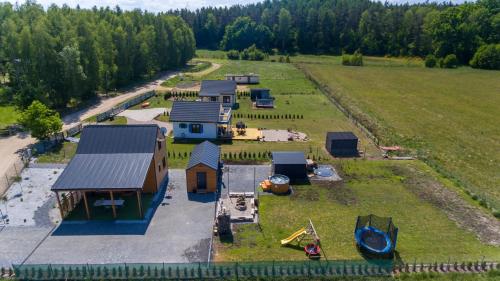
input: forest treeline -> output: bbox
[0,1,195,109]
[173,0,499,64]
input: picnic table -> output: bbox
[94,199,125,207]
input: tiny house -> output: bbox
[186,141,220,193]
[225,73,260,84]
[326,132,359,157]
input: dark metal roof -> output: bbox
[199,80,236,97]
[52,153,153,191]
[327,132,358,141]
[187,141,220,170]
[77,125,159,154]
[52,125,160,191]
[272,151,307,165]
[169,101,221,123]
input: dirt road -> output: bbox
[62,71,178,130]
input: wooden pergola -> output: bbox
[54,189,143,220]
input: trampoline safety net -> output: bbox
[354,214,398,255]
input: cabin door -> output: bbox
[196,172,207,191]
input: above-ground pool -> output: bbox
[355,226,392,255]
[314,165,334,177]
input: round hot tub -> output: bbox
[269,174,290,194]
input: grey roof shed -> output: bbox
[199,80,236,97]
[169,101,221,123]
[272,151,308,181]
[187,141,220,170]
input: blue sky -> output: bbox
[6,0,470,11]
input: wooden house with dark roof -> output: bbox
[186,141,221,193]
[51,124,168,219]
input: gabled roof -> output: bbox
[272,151,307,165]
[327,132,358,141]
[199,80,236,97]
[77,125,158,154]
[52,153,153,191]
[52,125,160,191]
[187,141,220,170]
[169,101,221,123]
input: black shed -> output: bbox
[272,151,308,181]
[326,132,359,157]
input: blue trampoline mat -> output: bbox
[355,226,392,254]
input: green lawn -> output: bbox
[36,142,77,163]
[153,53,380,168]
[0,105,20,129]
[297,56,500,211]
[215,160,500,262]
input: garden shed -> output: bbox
[186,141,221,193]
[326,132,359,157]
[272,151,308,181]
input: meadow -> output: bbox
[297,56,500,211]
[215,160,500,262]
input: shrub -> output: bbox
[342,50,363,66]
[441,54,458,68]
[241,44,266,61]
[226,50,240,60]
[425,55,437,68]
[470,44,500,70]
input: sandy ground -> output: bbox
[0,133,35,196]
[118,108,167,122]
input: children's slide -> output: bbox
[281,228,307,245]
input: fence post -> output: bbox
[235,262,238,281]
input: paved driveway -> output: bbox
[222,165,271,195]
[14,169,216,265]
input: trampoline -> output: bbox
[355,226,392,254]
[354,214,398,257]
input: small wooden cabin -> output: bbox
[186,141,221,193]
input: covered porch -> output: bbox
[54,189,150,220]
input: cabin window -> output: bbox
[179,123,187,129]
[158,164,161,172]
[210,97,217,102]
[162,157,166,168]
[189,124,203,134]
[223,96,231,103]
[157,141,162,150]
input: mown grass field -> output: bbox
[215,160,500,262]
[154,52,380,168]
[296,56,500,211]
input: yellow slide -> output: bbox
[281,228,307,245]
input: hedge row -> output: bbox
[233,113,304,120]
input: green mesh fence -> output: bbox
[13,260,394,280]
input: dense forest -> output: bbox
[0,1,195,109]
[174,0,499,64]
